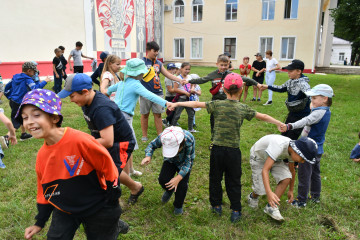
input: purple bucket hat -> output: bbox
[15,89,62,124]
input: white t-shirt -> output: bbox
[70,49,83,66]
[250,135,291,162]
[266,58,278,72]
[102,71,117,101]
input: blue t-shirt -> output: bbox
[81,91,134,143]
[141,57,163,95]
[350,144,360,159]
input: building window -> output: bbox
[226,0,237,21]
[174,38,185,58]
[284,0,299,19]
[281,37,296,59]
[224,38,236,58]
[192,0,203,22]
[262,0,275,20]
[259,37,273,57]
[191,38,203,59]
[339,52,345,61]
[174,0,184,23]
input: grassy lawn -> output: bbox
[0,67,359,239]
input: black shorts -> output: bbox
[74,66,84,73]
[253,76,264,84]
[9,100,21,129]
[108,140,135,175]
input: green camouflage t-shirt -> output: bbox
[206,99,256,148]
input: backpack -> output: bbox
[4,79,12,99]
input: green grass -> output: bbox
[0,67,359,239]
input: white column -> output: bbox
[318,0,338,67]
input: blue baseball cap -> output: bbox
[58,74,92,98]
[305,84,334,98]
[100,51,109,61]
[167,63,176,70]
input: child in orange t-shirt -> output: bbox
[18,89,128,240]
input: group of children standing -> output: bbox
[0,39,350,239]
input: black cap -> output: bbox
[282,59,304,71]
[254,53,262,57]
[289,137,318,164]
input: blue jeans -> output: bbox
[53,70,63,94]
[297,154,322,202]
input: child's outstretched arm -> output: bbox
[169,101,206,111]
[255,112,283,131]
[141,135,163,165]
[0,112,17,145]
[285,110,325,132]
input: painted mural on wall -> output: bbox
[96,0,162,59]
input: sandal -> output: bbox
[128,186,144,204]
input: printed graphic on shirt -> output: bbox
[152,63,161,89]
[64,155,81,176]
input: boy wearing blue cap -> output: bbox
[280,84,333,207]
[18,89,127,240]
[91,51,109,87]
[247,135,318,221]
[107,58,173,177]
[58,74,144,204]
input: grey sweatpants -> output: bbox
[171,98,195,130]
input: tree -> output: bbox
[330,0,360,65]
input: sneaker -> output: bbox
[309,196,320,204]
[250,98,256,101]
[161,191,173,203]
[291,199,307,208]
[0,160,6,169]
[162,119,168,127]
[141,136,148,142]
[0,136,9,149]
[230,211,241,223]
[263,204,284,221]
[117,219,129,234]
[129,170,143,177]
[20,133,33,141]
[174,207,183,215]
[257,98,261,101]
[247,192,259,208]
[211,206,222,216]
[189,129,198,133]
[263,100,273,106]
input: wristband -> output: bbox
[286,124,293,131]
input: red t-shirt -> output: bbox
[239,64,252,77]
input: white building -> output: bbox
[330,37,352,65]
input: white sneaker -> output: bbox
[130,170,143,177]
[189,129,198,133]
[247,193,259,208]
[263,204,284,221]
[263,100,273,106]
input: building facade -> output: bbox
[163,0,334,73]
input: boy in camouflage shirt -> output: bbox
[170,73,283,223]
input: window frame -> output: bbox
[262,0,276,21]
[223,36,237,60]
[173,38,185,59]
[284,0,299,19]
[173,0,185,23]
[225,0,238,22]
[259,36,274,58]
[339,52,345,61]
[280,36,297,60]
[190,37,203,59]
[192,0,204,23]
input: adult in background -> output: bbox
[263,50,281,106]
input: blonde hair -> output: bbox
[101,54,121,83]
